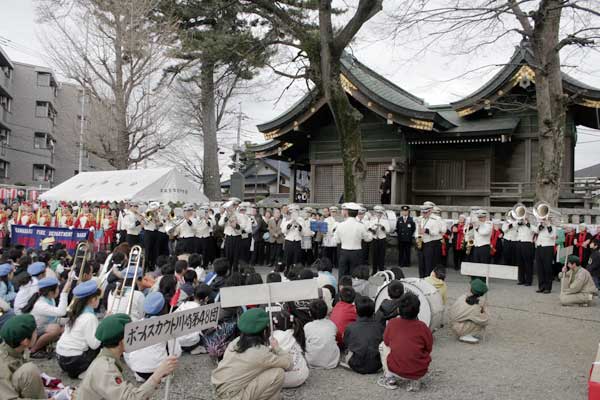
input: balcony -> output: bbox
[490,181,600,207]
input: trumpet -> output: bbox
[109,245,144,315]
[144,210,154,224]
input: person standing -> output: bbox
[322,207,339,269]
[238,203,254,264]
[534,216,556,294]
[517,216,536,286]
[122,202,143,246]
[490,221,504,265]
[574,224,593,268]
[396,206,415,268]
[251,207,269,267]
[268,208,284,266]
[335,203,372,278]
[281,204,304,269]
[142,202,160,270]
[472,210,492,264]
[415,203,442,278]
[502,215,519,267]
[196,205,214,268]
[451,215,466,271]
[218,198,246,272]
[369,206,390,275]
[175,204,200,255]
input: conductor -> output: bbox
[335,203,372,278]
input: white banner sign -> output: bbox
[219,279,320,308]
[124,302,220,352]
[460,262,518,281]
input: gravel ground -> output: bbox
[36,266,599,400]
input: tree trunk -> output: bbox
[318,0,365,203]
[532,0,565,207]
[200,62,222,201]
[113,11,130,170]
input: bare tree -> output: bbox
[36,0,180,169]
[248,0,383,202]
[389,0,600,205]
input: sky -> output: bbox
[1,0,600,173]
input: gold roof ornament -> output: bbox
[578,99,600,109]
[409,118,434,131]
[340,74,358,93]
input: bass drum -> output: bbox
[374,277,444,331]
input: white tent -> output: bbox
[40,168,209,204]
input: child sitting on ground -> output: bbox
[343,296,384,374]
[375,280,404,326]
[448,279,489,343]
[378,292,433,392]
[352,266,370,297]
[330,287,357,347]
[272,311,309,388]
[303,299,339,369]
[425,265,447,304]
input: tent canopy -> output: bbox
[40,168,209,204]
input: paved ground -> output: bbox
[37,266,599,400]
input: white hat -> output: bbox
[329,206,339,212]
[373,205,385,213]
[419,203,433,212]
[433,206,442,214]
[229,197,242,204]
[183,203,195,212]
[358,206,367,213]
[147,201,160,211]
[288,203,300,211]
[200,204,210,210]
[344,202,361,211]
[423,201,436,207]
[477,209,489,217]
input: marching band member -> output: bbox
[58,205,75,228]
[396,205,415,268]
[358,206,370,265]
[451,215,466,271]
[281,204,304,268]
[574,224,593,268]
[472,210,492,264]
[142,201,160,269]
[106,267,145,321]
[218,197,246,271]
[268,208,284,266]
[535,215,557,294]
[102,208,118,250]
[77,313,178,400]
[322,207,339,268]
[124,292,182,383]
[174,203,199,255]
[516,214,536,286]
[300,207,316,267]
[433,206,450,267]
[335,203,372,278]
[56,280,102,379]
[415,202,442,278]
[490,220,504,264]
[156,205,170,257]
[36,203,52,227]
[196,204,214,267]
[75,203,96,230]
[502,215,518,267]
[17,202,36,226]
[0,203,8,247]
[369,205,390,275]
[123,202,143,246]
[238,202,254,264]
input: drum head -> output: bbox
[373,279,433,327]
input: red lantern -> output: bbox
[29,190,39,201]
[0,188,6,200]
[9,188,17,200]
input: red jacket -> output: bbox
[384,318,433,380]
[330,301,357,345]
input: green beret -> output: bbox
[238,308,270,335]
[567,255,580,266]
[470,279,488,296]
[95,313,131,345]
[0,314,36,348]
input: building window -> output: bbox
[1,66,11,79]
[33,164,54,182]
[37,72,51,86]
[35,101,57,121]
[0,128,9,156]
[0,96,10,112]
[34,132,55,150]
[0,160,8,179]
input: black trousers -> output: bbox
[361,241,370,265]
[143,229,159,270]
[269,243,283,265]
[324,246,339,269]
[224,235,242,271]
[176,237,196,255]
[536,245,554,292]
[371,238,386,275]
[339,249,362,278]
[57,348,100,379]
[240,237,252,264]
[126,233,141,247]
[417,248,425,278]
[157,232,169,258]
[422,240,441,278]
[198,237,213,267]
[398,241,411,267]
[503,240,515,266]
[518,241,534,285]
[453,247,465,271]
[284,240,302,267]
[473,245,491,264]
[251,240,266,266]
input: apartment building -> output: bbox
[0,46,113,188]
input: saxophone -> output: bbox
[416,217,425,250]
[465,218,475,255]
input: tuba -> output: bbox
[510,202,528,222]
[109,245,144,315]
[533,201,561,225]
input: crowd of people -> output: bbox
[0,197,598,399]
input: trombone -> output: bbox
[67,241,91,310]
[109,245,144,315]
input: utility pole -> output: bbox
[78,17,89,174]
[235,102,242,171]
